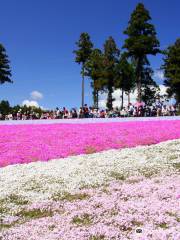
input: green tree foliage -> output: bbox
[74,33,93,107]
[11,105,21,115]
[142,85,158,105]
[0,101,44,119]
[141,69,159,106]
[162,38,180,103]
[141,57,159,105]
[0,100,11,116]
[85,49,106,108]
[123,3,160,102]
[20,105,44,116]
[115,53,135,108]
[103,37,120,109]
[0,44,12,84]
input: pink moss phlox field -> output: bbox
[0,120,180,167]
[1,174,179,240]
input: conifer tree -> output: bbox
[103,37,120,109]
[123,3,160,102]
[85,49,105,108]
[162,38,180,103]
[115,53,135,109]
[134,56,158,105]
[74,33,93,107]
[0,43,12,85]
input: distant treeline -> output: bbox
[0,100,43,119]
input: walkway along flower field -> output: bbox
[0,120,180,167]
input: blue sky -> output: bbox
[0,0,179,109]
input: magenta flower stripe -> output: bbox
[0,120,180,167]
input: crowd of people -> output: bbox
[0,102,179,120]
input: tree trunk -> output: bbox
[121,88,124,109]
[107,84,113,110]
[137,76,141,102]
[93,89,96,108]
[93,89,98,109]
[128,91,130,105]
[82,64,85,108]
[96,90,99,109]
[136,57,142,102]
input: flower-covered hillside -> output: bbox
[0,120,180,167]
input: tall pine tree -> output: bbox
[115,53,135,109]
[162,38,180,103]
[74,33,93,108]
[141,57,158,105]
[123,3,160,102]
[103,37,120,109]
[85,49,105,108]
[0,43,12,85]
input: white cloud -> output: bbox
[113,89,137,108]
[154,70,165,81]
[98,99,107,108]
[21,91,45,109]
[30,91,43,100]
[99,89,137,109]
[22,100,39,108]
[158,84,167,96]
